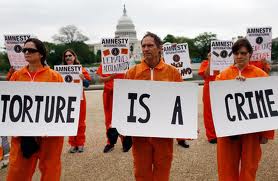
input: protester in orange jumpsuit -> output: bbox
[7,38,64,181]
[97,64,132,153]
[198,52,217,144]
[62,49,92,153]
[125,32,182,181]
[215,38,274,181]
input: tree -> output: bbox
[194,32,217,60]
[52,25,89,44]
[163,34,176,43]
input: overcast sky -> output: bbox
[0,0,277,47]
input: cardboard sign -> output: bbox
[101,38,130,74]
[210,40,234,75]
[4,35,31,70]
[0,81,82,136]
[54,65,82,83]
[246,27,272,61]
[163,43,193,79]
[210,77,278,137]
[112,79,198,139]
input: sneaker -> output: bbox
[77,146,84,153]
[209,138,217,144]
[68,146,78,153]
[178,140,190,148]
[103,144,114,153]
[122,136,132,152]
[0,154,9,169]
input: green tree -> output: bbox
[194,32,217,60]
[163,34,176,43]
[272,41,278,62]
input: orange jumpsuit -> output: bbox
[125,59,182,181]
[96,65,125,144]
[216,64,274,181]
[0,146,3,161]
[68,67,91,147]
[249,60,271,74]
[198,60,217,141]
[7,66,64,181]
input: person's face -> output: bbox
[64,51,75,65]
[141,36,161,67]
[233,47,251,68]
[22,42,41,64]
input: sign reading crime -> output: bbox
[163,43,193,79]
[210,77,278,137]
[210,40,234,75]
[112,79,198,139]
[0,81,82,136]
[4,34,31,70]
[101,38,130,74]
[246,27,272,61]
[54,65,82,83]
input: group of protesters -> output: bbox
[0,31,275,181]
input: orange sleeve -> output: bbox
[260,130,275,139]
[9,71,18,81]
[173,68,182,82]
[96,64,102,76]
[198,60,208,78]
[82,68,92,81]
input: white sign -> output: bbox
[54,65,82,83]
[4,34,31,70]
[101,38,130,74]
[246,27,272,61]
[0,81,82,136]
[163,43,193,79]
[210,40,234,75]
[210,77,278,137]
[112,79,198,139]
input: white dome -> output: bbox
[115,5,137,41]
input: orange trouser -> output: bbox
[103,89,114,144]
[132,137,173,181]
[7,137,64,181]
[69,97,86,146]
[203,84,216,141]
[217,134,262,181]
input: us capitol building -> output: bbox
[90,5,142,62]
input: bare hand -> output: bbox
[79,74,85,80]
[235,75,246,81]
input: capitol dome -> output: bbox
[115,5,137,41]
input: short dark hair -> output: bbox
[232,38,253,55]
[141,32,162,48]
[24,38,47,66]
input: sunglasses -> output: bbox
[64,54,73,58]
[22,48,39,54]
[234,51,248,56]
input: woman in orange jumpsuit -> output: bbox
[7,38,64,181]
[216,38,274,181]
[198,52,217,143]
[62,49,91,153]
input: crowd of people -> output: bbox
[0,32,275,181]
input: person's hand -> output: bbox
[260,137,268,144]
[110,74,116,79]
[79,74,85,80]
[235,75,246,81]
[9,67,16,73]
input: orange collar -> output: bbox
[140,58,165,71]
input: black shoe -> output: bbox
[122,136,132,152]
[77,146,84,153]
[178,140,190,148]
[68,146,78,153]
[103,144,114,153]
[209,138,217,144]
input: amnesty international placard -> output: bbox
[4,34,31,70]
[163,43,192,79]
[210,40,234,75]
[246,27,272,61]
[54,65,82,83]
[101,38,130,74]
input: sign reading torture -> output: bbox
[0,81,82,136]
[101,38,130,74]
[4,34,31,70]
[163,43,193,79]
[112,80,198,139]
[210,40,234,75]
[210,77,278,137]
[246,27,272,61]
